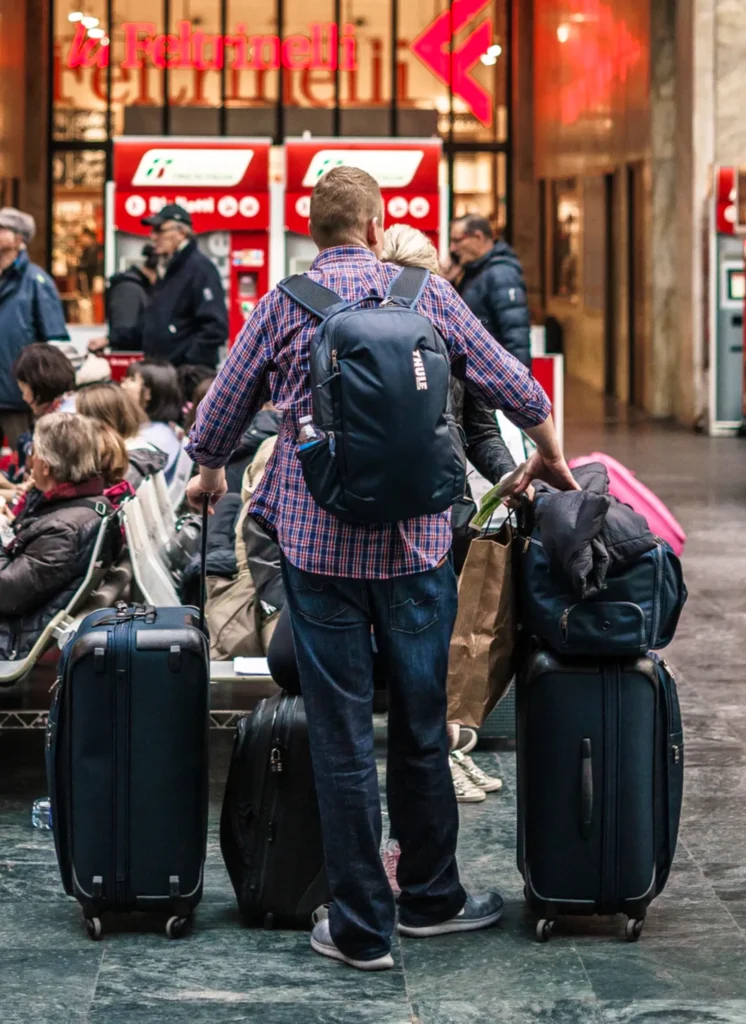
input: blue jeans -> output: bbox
[282,557,466,961]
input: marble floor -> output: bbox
[1,390,745,1023]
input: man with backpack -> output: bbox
[186,166,577,972]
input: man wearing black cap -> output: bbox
[139,203,227,369]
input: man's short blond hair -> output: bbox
[33,412,100,485]
[310,166,383,248]
[382,224,440,275]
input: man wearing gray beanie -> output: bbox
[0,207,69,447]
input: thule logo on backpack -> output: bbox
[413,350,428,390]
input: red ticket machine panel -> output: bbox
[284,137,442,251]
[112,137,271,346]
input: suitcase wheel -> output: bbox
[84,917,102,941]
[165,916,190,940]
[625,918,644,942]
[536,919,554,943]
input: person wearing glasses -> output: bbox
[137,204,227,370]
[448,215,531,368]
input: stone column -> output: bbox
[511,0,542,319]
[649,0,678,417]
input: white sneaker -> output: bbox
[449,754,486,802]
[451,749,503,793]
[450,725,478,754]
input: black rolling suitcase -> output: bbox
[220,692,329,929]
[46,502,210,941]
[517,650,684,942]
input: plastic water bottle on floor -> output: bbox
[31,797,52,831]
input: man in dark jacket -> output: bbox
[140,204,227,368]
[450,215,531,368]
[0,208,69,446]
[89,244,159,353]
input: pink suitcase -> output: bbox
[568,452,686,556]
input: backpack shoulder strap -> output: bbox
[278,274,344,318]
[385,266,430,307]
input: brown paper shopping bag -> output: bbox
[446,522,517,729]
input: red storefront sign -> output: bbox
[67,22,356,72]
[284,138,442,236]
[64,11,496,126]
[113,137,271,235]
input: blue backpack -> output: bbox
[279,267,466,525]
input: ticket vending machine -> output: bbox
[710,166,746,434]
[106,136,272,355]
[281,137,447,279]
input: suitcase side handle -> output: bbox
[580,738,593,840]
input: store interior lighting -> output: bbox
[480,43,502,66]
[81,16,99,28]
[67,11,83,21]
[557,22,571,43]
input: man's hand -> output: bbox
[516,450,580,494]
[185,467,228,513]
[88,336,108,353]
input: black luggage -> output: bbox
[47,499,211,941]
[517,650,684,942]
[220,692,329,929]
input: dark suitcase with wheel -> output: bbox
[46,500,211,940]
[516,650,684,942]
[220,692,330,929]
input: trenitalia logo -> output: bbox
[132,149,254,187]
[301,150,425,189]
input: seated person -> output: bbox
[0,412,115,660]
[122,360,184,482]
[76,381,168,489]
[8,343,77,484]
[96,422,136,507]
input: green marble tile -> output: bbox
[580,938,746,1003]
[0,949,101,1024]
[414,998,605,1024]
[598,1001,746,1023]
[400,915,592,1006]
[88,1000,413,1024]
[91,932,407,1009]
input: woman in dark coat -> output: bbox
[0,412,114,659]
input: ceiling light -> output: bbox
[487,44,502,57]
[480,53,497,66]
[101,36,110,45]
[557,23,570,43]
[68,11,83,21]
[88,27,105,38]
[81,16,99,28]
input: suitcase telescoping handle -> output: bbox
[580,738,593,840]
[198,493,210,634]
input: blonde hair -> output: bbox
[310,166,383,248]
[33,412,100,485]
[76,381,146,440]
[96,422,129,485]
[382,224,440,275]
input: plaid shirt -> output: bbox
[187,246,550,579]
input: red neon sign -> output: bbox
[411,0,493,127]
[66,21,357,72]
[64,10,497,124]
